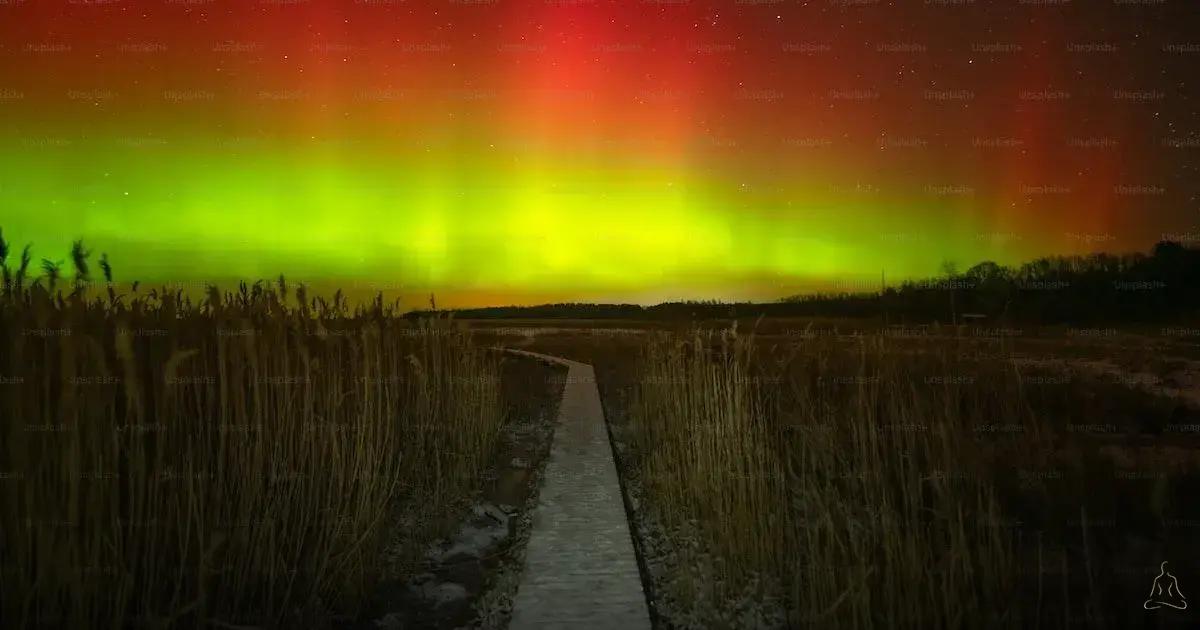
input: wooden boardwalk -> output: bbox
[506,350,653,630]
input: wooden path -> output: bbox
[505,349,653,630]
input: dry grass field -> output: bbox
[6,274,1198,630]
[480,320,1200,629]
[0,281,508,629]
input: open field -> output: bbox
[6,285,1199,628]
[477,319,1200,628]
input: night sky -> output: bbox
[1,0,1198,306]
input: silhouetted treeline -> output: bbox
[868,240,1200,323]
[419,242,1200,324]
[406,300,753,321]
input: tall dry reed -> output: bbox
[0,281,501,629]
[631,326,1048,628]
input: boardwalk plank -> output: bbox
[507,350,652,630]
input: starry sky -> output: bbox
[0,0,1197,306]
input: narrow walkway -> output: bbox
[505,349,652,630]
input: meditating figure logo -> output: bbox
[1144,561,1188,611]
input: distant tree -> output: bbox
[940,260,960,325]
[965,261,1004,282]
[1153,240,1186,260]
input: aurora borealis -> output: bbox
[1,1,1198,306]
